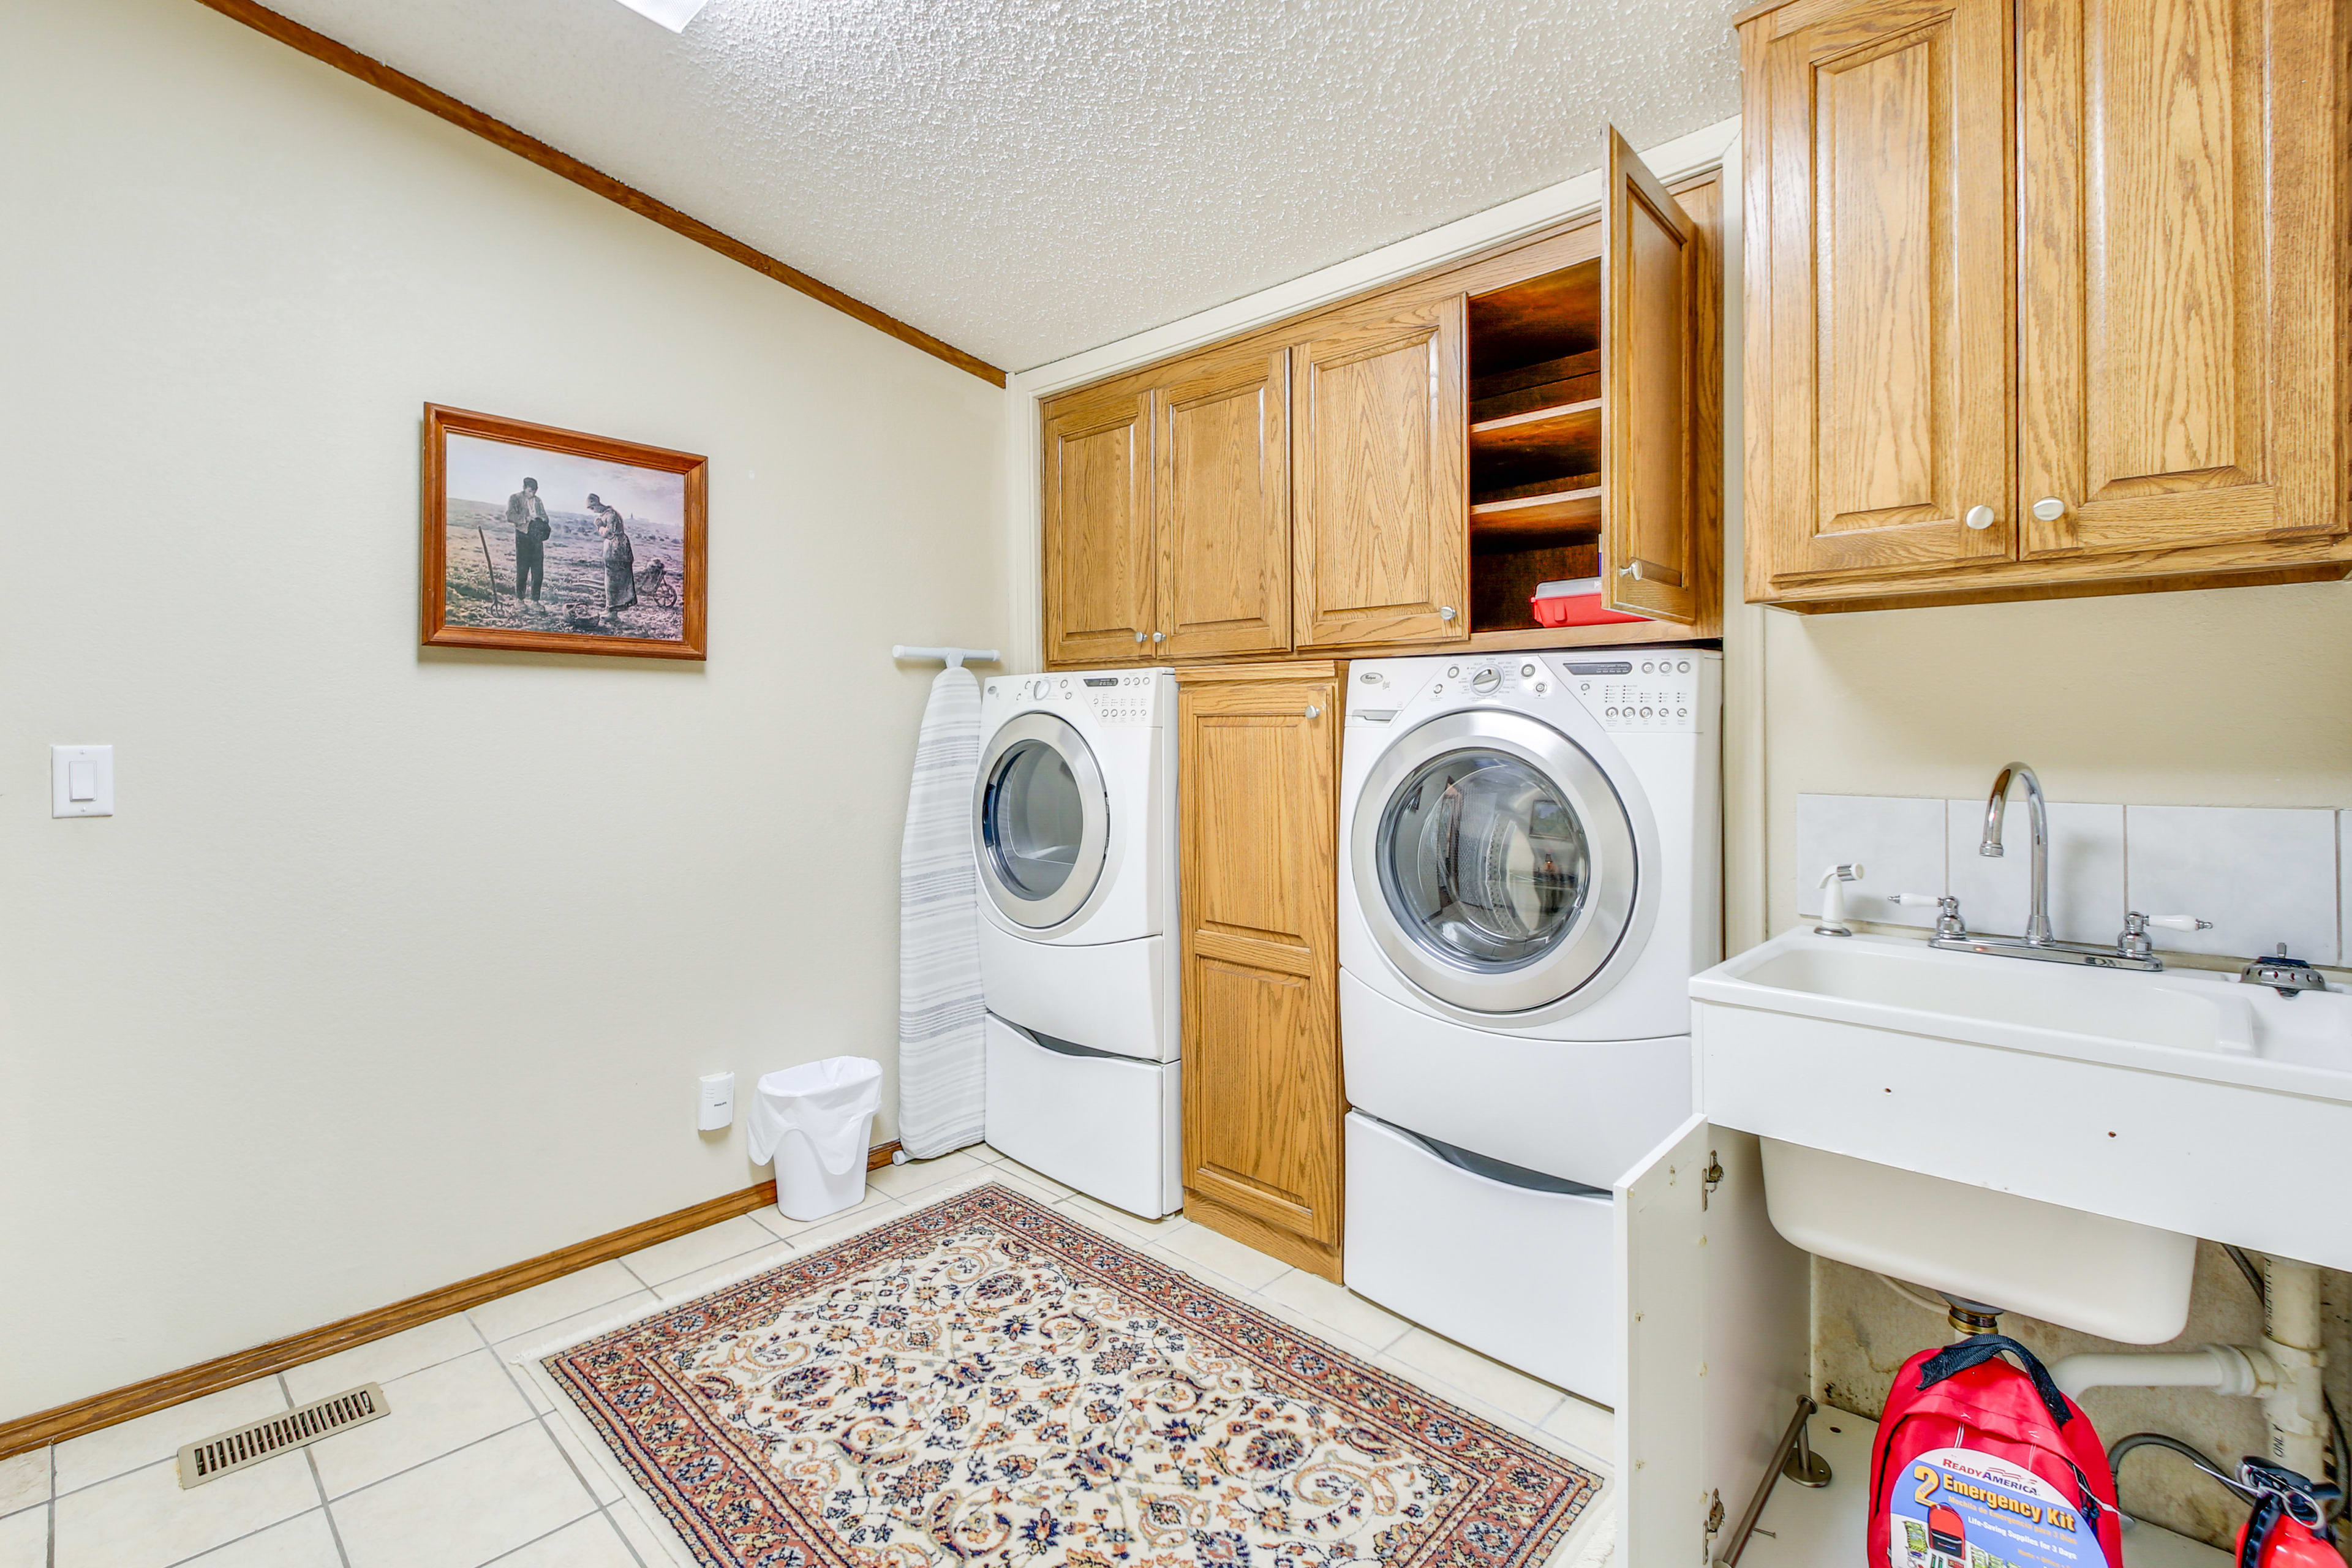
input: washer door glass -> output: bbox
[987,741,1086,896]
[1380,750,1590,970]
[976,712,1108,929]
[1352,709,1638,1014]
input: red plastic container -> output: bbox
[1531,582,1648,628]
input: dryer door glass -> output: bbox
[1380,751,1589,969]
[987,741,1084,897]
[975,711,1110,930]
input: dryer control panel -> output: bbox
[981,671,1167,727]
[1558,656,1702,733]
[1078,672,1159,726]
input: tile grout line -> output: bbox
[154,1507,333,1568]
[470,1285,632,1527]
[281,1373,355,1568]
[473,1503,602,1565]
[322,1414,545,1509]
[598,1502,654,1568]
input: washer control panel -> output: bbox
[1562,656,1702,732]
[1427,660,1556,701]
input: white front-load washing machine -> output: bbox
[1337,648,1720,1403]
[974,668,1180,1217]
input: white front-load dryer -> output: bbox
[975,669,1180,1216]
[1337,648,1721,1401]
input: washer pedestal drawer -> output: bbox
[1343,1111,1619,1406]
[984,1014,1181,1217]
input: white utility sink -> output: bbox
[1692,932,2352,1329]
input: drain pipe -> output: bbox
[2263,1256,2328,1476]
[2047,1254,2329,1480]
[2052,1344,2275,1401]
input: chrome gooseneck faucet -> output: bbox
[1978,762,2053,948]
[1930,761,2209,970]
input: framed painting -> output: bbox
[421,404,707,660]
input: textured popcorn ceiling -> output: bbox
[260,0,1744,371]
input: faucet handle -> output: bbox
[2118,911,2212,961]
[1894,893,1967,940]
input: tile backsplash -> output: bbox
[1794,795,2347,964]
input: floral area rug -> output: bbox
[534,1182,1601,1568]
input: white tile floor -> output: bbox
[1,1146,1617,1568]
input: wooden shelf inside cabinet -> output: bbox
[1468,263,1600,379]
[1469,481,1601,546]
[1469,350,1600,423]
[1468,399,1601,484]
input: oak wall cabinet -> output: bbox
[1738,0,2352,611]
[1175,662,1346,1281]
[1039,130,1724,668]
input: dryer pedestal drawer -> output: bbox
[1340,970,1692,1189]
[984,1015,1181,1217]
[1343,1111,1619,1406]
[979,924,1175,1063]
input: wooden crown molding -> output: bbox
[0,1140,903,1461]
[186,0,1006,387]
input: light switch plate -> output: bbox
[51,745,113,818]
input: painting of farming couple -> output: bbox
[505,475,637,625]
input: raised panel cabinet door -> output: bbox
[1602,127,1702,624]
[1156,347,1292,659]
[1178,671,1343,1275]
[1291,298,1468,649]
[2018,0,2342,558]
[1752,0,2015,586]
[1041,386,1154,665]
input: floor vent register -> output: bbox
[176,1383,388,1488]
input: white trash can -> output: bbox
[748,1057,883,1221]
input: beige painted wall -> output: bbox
[1757,581,2352,936]
[0,0,1005,1422]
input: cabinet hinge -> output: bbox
[1700,1153,1724,1210]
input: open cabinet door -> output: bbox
[1600,127,1700,624]
[1616,1115,1712,1564]
[1617,1118,1811,1567]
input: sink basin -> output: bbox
[1737,941,2266,1054]
[1692,932,2352,1291]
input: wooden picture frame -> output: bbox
[421,404,707,660]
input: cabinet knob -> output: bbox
[1133,631,1146,643]
[1152,631,1166,643]
[1617,561,1643,580]
[1964,505,1996,530]
[1438,606,1456,622]
[2031,496,2067,522]
[1303,704,1322,719]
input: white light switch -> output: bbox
[51,745,113,818]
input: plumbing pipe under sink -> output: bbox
[2049,1254,2328,1479]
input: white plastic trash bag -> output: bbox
[750,1056,883,1221]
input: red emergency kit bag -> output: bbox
[2237,1461,2339,1567]
[1869,1334,2122,1567]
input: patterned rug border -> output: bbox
[520,1179,1605,1568]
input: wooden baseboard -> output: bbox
[1183,1187,1343,1284]
[0,1139,902,1460]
